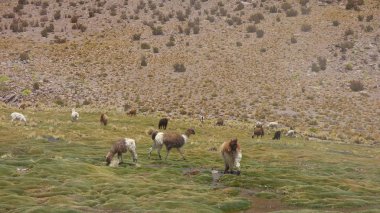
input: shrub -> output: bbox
[153,47,159,53]
[234,2,244,11]
[54,10,61,20]
[231,16,242,25]
[301,6,311,15]
[249,13,264,24]
[358,15,364,21]
[332,20,340,26]
[366,15,373,22]
[291,36,297,43]
[151,26,163,35]
[141,43,151,49]
[173,63,186,72]
[349,80,364,91]
[19,52,29,61]
[13,4,23,13]
[71,16,78,23]
[256,29,264,38]
[286,9,298,17]
[206,16,215,22]
[132,33,141,40]
[345,28,354,36]
[246,25,257,33]
[22,89,32,96]
[269,6,277,13]
[176,10,187,21]
[41,28,48,37]
[54,35,66,44]
[10,18,27,32]
[40,9,47,15]
[301,24,311,32]
[3,13,15,19]
[311,63,320,72]
[364,25,373,32]
[33,82,40,90]
[141,56,147,66]
[281,2,292,11]
[193,25,200,34]
[236,41,242,47]
[300,0,309,6]
[318,57,327,70]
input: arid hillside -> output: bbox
[0,0,379,143]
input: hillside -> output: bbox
[0,0,379,143]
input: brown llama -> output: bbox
[220,138,242,174]
[100,113,108,126]
[252,126,264,138]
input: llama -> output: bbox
[286,130,296,137]
[10,112,27,124]
[252,126,264,138]
[267,121,279,128]
[216,118,224,126]
[158,118,169,130]
[220,138,242,174]
[100,113,108,126]
[71,108,79,121]
[200,115,205,123]
[148,128,195,160]
[105,138,138,166]
[127,109,137,116]
[273,131,281,140]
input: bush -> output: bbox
[132,33,141,40]
[318,57,327,70]
[19,52,29,61]
[345,28,354,36]
[153,47,159,53]
[234,2,244,11]
[33,82,40,90]
[71,16,78,23]
[301,6,311,15]
[236,41,242,47]
[366,15,373,22]
[301,24,311,32]
[349,80,364,91]
[286,9,298,17]
[22,89,32,96]
[291,36,297,43]
[332,20,340,26]
[311,63,320,72]
[54,10,61,20]
[269,6,277,13]
[141,43,151,49]
[41,28,48,37]
[246,25,257,33]
[173,63,186,72]
[256,29,264,38]
[249,13,264,24]
[151,26,163,35]
[141,56,147,66]
[300,0,309,6]
[281,2,292,11]
[364,25,373,32]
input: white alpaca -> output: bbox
[10,112,27,124]
[71,108,79,121]
[286,130,296,137]
[267,121,279,128]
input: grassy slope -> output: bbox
[0,106,379,212]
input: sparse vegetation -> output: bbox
[349,80,364,91]
[301,23,312,32]
[173,63,186,72]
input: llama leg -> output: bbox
[118,153,123,164]
[157,146,162,160]
[224,163,230,174]
[177,148,186,160]
[148,147,153,159]
[165,147,172,160]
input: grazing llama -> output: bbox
[106,138,138,166]
[10,112,27,125]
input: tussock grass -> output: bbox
[0,107,379,212]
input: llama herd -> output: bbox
[9,109,297,175]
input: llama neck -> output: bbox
[181,134,189,144]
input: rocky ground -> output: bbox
[0,0,379,143]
